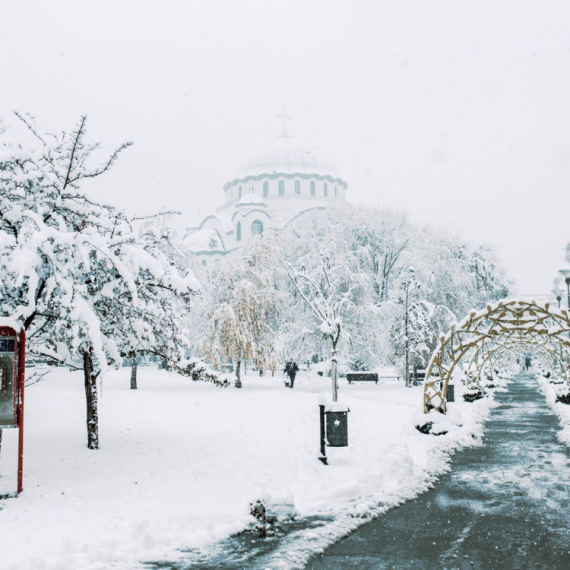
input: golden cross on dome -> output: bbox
[278,108,292,137]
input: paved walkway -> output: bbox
[308,372,570,569]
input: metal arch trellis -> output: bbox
[423,299,570,414]
[486,347,522,375]
[466,335,568,389]
[479,342,562,385]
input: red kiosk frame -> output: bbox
[0,325,25,496]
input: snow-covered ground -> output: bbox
[0,367,500,570]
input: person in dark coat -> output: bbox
[283,361,299,388]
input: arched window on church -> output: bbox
[237,221,241,241]
[263,181,268,197]
[279,180,285,196]
[295,180,300,194]
[335,185,338,197]
[324,183,328,197]
[310,180,315,196]
[239,185,242,199]
[251,220,264,236]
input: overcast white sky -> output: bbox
[2,1,570,296]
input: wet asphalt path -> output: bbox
[308,372,570,569]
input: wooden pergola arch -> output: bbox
[464,335,567,389]
[424,300,570,414]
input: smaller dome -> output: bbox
[184,227,220,251]
[233,136,340,180]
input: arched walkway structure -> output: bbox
[464,336,566,389]
[424,300,570,414]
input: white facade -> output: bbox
[184,133,349,267]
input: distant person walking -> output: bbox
[525,356,531,370]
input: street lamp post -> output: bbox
[560,269,570,311]
[559,269,570,340]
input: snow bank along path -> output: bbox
[537,367,570,449]
[0,368,500,570]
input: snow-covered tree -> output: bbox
[468,245,511,306]
[284,212,375,400]
[0,113,199,448]
[281,208,509,378]
[120,217,197,389]
[196,236,283,386]
[388,268,454,385]
[193,206,510,389]
[348,208,410,303]
[389,268,419,386]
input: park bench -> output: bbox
[347,373,403,384]
[347,372,407,384]
[409,370,427,384]
[347,372,378,384]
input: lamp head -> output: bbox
[560,268,570,284]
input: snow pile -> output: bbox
[536,370,570,448]
[0,368,501,569]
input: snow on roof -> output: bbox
[236,193,268,208]
[232,135,341,180]
[0,317,23,333]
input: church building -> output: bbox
[184,112,349,266]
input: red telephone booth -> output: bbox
[0,325,25,495]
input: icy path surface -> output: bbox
[309,371,570,569]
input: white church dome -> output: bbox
[232,135,340,180]
[185,114,350,262]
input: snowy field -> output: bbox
[0,367,500,570]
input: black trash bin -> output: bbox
[326,410,349,447]
[447,384,455,403]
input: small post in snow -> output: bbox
[318,405,328,465]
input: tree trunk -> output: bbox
[0,429,2,459]
[331,344,339,402]
[83,349,99,450]
[235,359,242,388]
[130,351,138,390]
